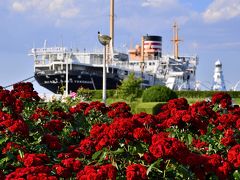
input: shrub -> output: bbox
[142,85,178,102]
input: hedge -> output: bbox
[91,89,116,99]
[176,91,240,98]
[90,90,240,100]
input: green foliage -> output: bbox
[142,85,178,102]
[116,73,143,102]
[77,87,93,101]
[233,170,240,180]
[64,88,94,105]
[46,100,69,113]
[58,84,65,95]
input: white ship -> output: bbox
[29,0,198,94]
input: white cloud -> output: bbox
[141,0,198,26]
[48,0,65,12]
[203,0,240,23]
[191,42,199,49]
[142,0,179,9]
[12,2,26,12]
[10,0,80,18]
[60,8,79,18]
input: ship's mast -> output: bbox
[110,0,114,50]
[172,22,181,59]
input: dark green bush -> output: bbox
[142,85,178,102]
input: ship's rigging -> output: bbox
[3,76,35,89]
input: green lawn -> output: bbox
[232,98,240,105]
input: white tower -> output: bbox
[212,60,226,91]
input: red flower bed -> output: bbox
[0,83,240,179]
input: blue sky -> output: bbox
[0,0,240,93]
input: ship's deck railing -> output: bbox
[30,47,68,54]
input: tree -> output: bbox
[116,73,142,102]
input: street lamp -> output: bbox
[98,32,111,104]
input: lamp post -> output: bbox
[98,32,111,104]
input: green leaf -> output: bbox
[0,157,9,165]
[2,107,9,112]
[98,152,107,162]
[147,159,162,175]
[37,136,42,144]
[129,146,137,155]
[138,153,144,158]
[18,150,24,159]
[177,164,192,178]
[0,137,8,145]
[187,134,193,145]
[112,148,124,155]
[92,150,102,160]
[233,170,240,180]
[112,160,118,170]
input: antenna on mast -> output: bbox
[171,22,182,59]
[44,40,47,48]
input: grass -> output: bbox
[134,102,166,115]
[183,97,206,104]
[232,98,240,105]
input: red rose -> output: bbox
[44,119,65,132]
[22,153,50,167]
[42,134,62,150]
[142,152,156,164]
[53,165,72,178]
[8,119,29,137]
[79,138,96,156]
[126,164,147,180]
[133,127,151,143]
[228,145,240,168]
[73,160,82,172]
[0,170,5,180]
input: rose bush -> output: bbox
[0,83,239,179]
